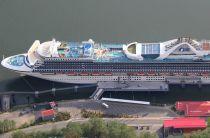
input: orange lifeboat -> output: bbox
[127,72,134,76]
[187,72,196,76]
[136,72,144,76]
[201,72,209,76]
[165,72,171,76]
[80,72,89,76]
[173,72,179,76]
[178,72,184,76]
[103,72,112,76]
[67,72,77,76]
[147,72,156,76]
[159,72,165,76]
[91,72,101,76]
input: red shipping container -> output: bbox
[176,101,210,117]
[164,117,207,128]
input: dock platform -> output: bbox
[90,81,169,100]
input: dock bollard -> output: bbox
[198,81,202,88]
[35,91,39,98]
[74,86,78,93]
[52,88,56,96]
[181,80,185,88]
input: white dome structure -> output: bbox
[123,42,143,60]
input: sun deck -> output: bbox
[55,40,210,63]
[24,38,210,64]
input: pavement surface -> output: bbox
[58,99,178,118]
[0,99,178,138]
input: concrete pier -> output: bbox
[97,81,168,91]
[90,81,169,100]
[166,76,201,84]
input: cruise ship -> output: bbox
[2,37,210,84]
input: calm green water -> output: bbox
[0,0,210,101]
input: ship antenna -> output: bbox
[2,54,4,60]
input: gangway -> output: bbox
[90,88,104,100]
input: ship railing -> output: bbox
[201,40,210,43]
[45,57,93,62]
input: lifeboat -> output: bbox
[127,72,134,76]
[159,72,165,76]
[179,73,184,76]
[147,72,156,76]
[67,72,77,76]
[187,72,196,76]
[201,72,209,76]
[136,72,144,76]
[80,72,89,76]
[173,72,180,76]
[103,72,112,76]
[91,72,101,76]
[165,72,171,76]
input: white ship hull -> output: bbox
[23,72,210,84]
[24,72,164,84]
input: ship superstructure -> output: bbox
[2,37,210,85]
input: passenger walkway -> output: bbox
[90,88,104,100]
